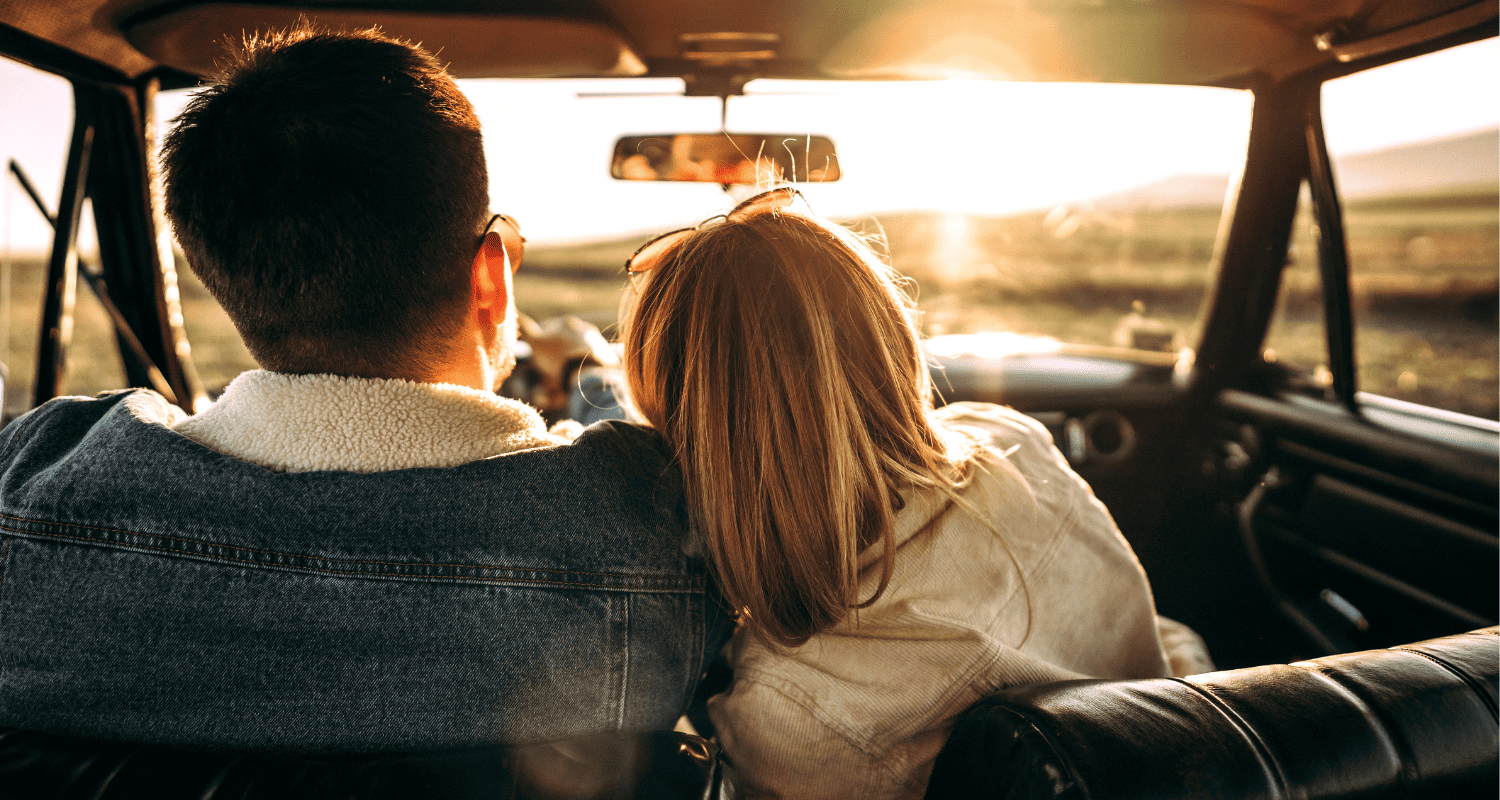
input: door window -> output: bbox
[2,57,130,419]
[1263,182,1334,397]
[1322,39,1498,420]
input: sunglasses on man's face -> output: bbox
[623,186,811,277]
[481,213,526,273]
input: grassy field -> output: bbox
[3,190,1494,420]
[1267,189,1498,419]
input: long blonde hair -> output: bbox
[622,206,986,648]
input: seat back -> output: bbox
[5,629,1494,798]
[0,728,719,800]
[925,627,1498,799]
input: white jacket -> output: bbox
[708,402,1176,800]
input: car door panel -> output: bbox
[1221,388,1498,654]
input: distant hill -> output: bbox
[1335,128,1498,199]
[1090,174,1232,211]
[526,128,1497,274]
[1073,128,1498,210]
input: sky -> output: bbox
[2,37,1496,251]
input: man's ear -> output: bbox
[472,231,511,319]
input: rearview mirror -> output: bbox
[610,134,840,183]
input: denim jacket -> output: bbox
[0,383,729,753]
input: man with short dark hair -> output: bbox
[0,26,728,753]
[163,27,496,385]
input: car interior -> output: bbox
[0,0,1495,798]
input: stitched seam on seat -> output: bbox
[1178,678,1291,800]
[1393,645,1498,719]
[0,526,704,593]
[199,755,244,800]
[1280,665,1416,793]
[0,511,675,580]
[87,744,146,800]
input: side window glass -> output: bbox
[66,200,129,399]
[2,58,126,418]
[154,88,257,397]
[1263,182,1332,396]
[1322,39,1499,421]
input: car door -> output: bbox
[1210,33,1498,658]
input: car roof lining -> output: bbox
[0,0,1493,86]
[123,5,648,80]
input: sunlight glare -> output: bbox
[1321,38,1499,155]
[930,212,983,283]
[924,331,1064,359]
[739,79,1252,219]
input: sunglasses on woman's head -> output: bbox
[481,213,526,272]
[623,187,812,278]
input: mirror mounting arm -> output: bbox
[681,72,748,129]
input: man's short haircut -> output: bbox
[162,25,489,379]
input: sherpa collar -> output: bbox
[160,370,561,473]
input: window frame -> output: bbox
[2,26,205,415]
[1292,36,1499,437]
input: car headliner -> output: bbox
[0,0,1492,89]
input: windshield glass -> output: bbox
[483,79,1252,356]
[150,79,1254,391]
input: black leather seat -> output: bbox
[2,628,1494,799]
[925,627,1498,799]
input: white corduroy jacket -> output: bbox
[708,402,1189,800]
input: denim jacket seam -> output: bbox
[0,535,7,683]
[0,536,10,609]
[0,511,698,586]
[0,522,704,593]
[687,592,710,707]
[617,594,632,728]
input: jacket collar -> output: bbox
[158,370,560,473]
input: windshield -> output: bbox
[149,78,1252,391]
[491,80,1251,359]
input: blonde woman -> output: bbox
[620,188,1204,800]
